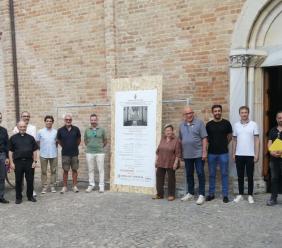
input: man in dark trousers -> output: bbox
[267,110,282,206]
[0,112,9,204]
[9,120,38,204]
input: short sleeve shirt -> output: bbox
[84,127,106,154]
[179,118,208,159]
[37,128,58,158]
[9,133,38,160]
[206,119,232,154]
[57,125,81,156]
[268,127,282,161]
[233,121,259,156]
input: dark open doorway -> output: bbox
[263,66,282,193]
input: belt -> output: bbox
[17,158,32,161]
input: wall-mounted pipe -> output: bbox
[9,0,20,122]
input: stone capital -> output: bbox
[229,49,267,68]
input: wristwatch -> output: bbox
[34,161,38,163]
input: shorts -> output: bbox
[62,156,79,171]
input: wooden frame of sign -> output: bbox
[110,75,162,194]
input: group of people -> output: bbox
[154,105,281,206]
[0,105,281,206]
[0,111,107,204]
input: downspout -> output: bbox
[9,0,20,122]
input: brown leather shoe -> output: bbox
[152,195,164,200]
[168,196,175,201]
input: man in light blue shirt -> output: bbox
[37,115,58,194]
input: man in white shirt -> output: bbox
[37,115,58,194]
[13,111,38,197]
[232,106,260,204]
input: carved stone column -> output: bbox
[229,50,267,194]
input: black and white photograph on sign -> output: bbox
[123,106,148,126]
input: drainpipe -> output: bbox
[9,0,20,122]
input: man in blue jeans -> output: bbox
[179,106,208,205]
[206,105,232,203]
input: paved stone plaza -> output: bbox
[1,183,282,248]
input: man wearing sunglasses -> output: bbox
[84,114,107,193]
[57,113,81,193]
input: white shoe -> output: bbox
[233,195,243,203]
[41,187,47,194]
[51,187,56,193]
[33,190,37,197]
[248,195,254,204]
[73,186,79,193]
[85,186,94,193]
[60,186,68,194]
[196,195,205,205]
[99,186,104,193]
[181,193,193,201]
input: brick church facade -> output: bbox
[1,0,282,192]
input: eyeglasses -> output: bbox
[65,119,72,121]
[184,112,194,115]
[22,115,30,118]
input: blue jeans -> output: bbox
[184,158,205,196]
[208,153,229,197]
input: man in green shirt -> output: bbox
[84,114,107,193]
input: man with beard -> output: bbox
[206,105,232,203]
[267,110,282,206]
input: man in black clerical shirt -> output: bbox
[0,112,9,204]
[9,121,38,204]
[206,105,232,203]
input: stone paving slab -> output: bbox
[1,184,282,248]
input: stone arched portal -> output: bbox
[230,0,282,192]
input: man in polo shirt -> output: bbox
[57,113,81,193]
[267,110,282,206]
[206,105,232,203]
[37,115,58,194]
[84,114,107,193]
[179,106,208,205]
[232,106,260,204]
[0,112,9,204]
[9,121,38,204]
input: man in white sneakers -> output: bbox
[179,106,208,205]
[37,115,58,194]
[84,114,107,193]
[232,106,260,204]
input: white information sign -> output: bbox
[114,90,157,187]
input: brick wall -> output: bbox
[0,0,246,191]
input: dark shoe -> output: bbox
[168,196,175,201]
[206,195,215,201]
[0,198,9,204]
[28,197,37,202]
[15,199,22,204]
[267,198,277,206]
[223,196,229,203]
[152,195,164,200]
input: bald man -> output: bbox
[9,121,38,204]
[179,107,208,205]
